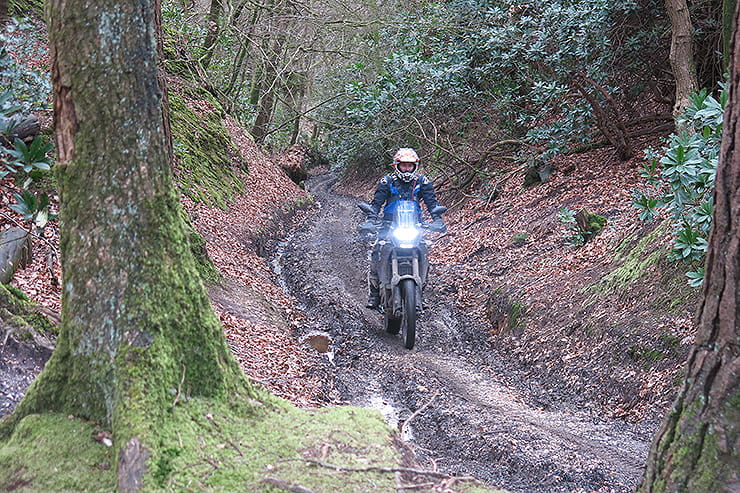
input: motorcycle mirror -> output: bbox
[358,203,375,215]
[431,205,448,216]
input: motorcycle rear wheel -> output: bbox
[400,279,417,349]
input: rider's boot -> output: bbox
[366,289,380,309]
[366,273,380,308]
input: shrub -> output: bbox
[633,84,726,286]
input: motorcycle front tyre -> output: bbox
[384,310,401,334]
[400,279,417,349]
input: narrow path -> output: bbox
[276,174,653,492]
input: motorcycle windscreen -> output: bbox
[391,200,422,248]
[393,200,421,228]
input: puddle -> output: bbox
[271,237,308,311]
[300,330,335,363]
[365,394,414,441]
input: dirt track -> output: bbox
[277,174,655,493]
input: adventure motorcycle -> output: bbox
[359,200,447,349]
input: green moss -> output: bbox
[9,0,44,17]
[0,396,498,492]
[169,92,246,209]
[511,232,529,246]
[151,396,497,492]
[0,284,56,336]
[508,301,526,331]
[627,344,666,365]
[686,431,724,492]
[588,213,607,235]
[588,220,674,297]
[0,414,116,492]
[5,284,29,302]
[180,209,221,285]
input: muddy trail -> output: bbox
[276,174,654,493]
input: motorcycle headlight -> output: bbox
[392,227,420,248]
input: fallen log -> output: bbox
[0,114,41,146]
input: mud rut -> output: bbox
[276,174,653,493]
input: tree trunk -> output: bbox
[640,4,740,491]
[0,0,251,482]
[251,37,284,143]
[0,227,31,284]
[665,0,699,119]
[199,0,223,71]
[153,0,174,164]
[723,0,737,70]
[0,0,8,26]
[0,114,41,145]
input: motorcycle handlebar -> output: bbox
[358,219,444,233]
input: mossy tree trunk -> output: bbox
[640,4,740,491]
[0,0,251,487]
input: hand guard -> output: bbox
[358,220,378,233]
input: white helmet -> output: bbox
[393,147,419,183]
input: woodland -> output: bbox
[0,0,737,492]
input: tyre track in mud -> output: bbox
[276,174,652,492]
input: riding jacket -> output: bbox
[369,174,441,222]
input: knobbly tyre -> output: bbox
[358,200,447,349]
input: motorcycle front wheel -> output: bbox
[384,311,401,334]
[400,279,417,349]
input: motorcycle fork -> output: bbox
[390,253,423,317]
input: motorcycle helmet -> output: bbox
[393,147,419,183]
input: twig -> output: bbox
[226,438,244,457]
[262,477,317,493]
[172,364,186,408]
[297,458,475,482]
[401,392,438,439]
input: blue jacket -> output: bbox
[369,174,441,221]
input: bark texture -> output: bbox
[666,0,699,119]
[1,0,251,479]
[640,5,740,491]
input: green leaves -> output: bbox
[7,137,53,172]
[632,192,660,221]
[686,268,704,288]
[558,207,585,248]
[10,190,57,229]
[633,84,726,286]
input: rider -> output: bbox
[362,147,446,308]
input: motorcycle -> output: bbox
[358,200,447,349]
